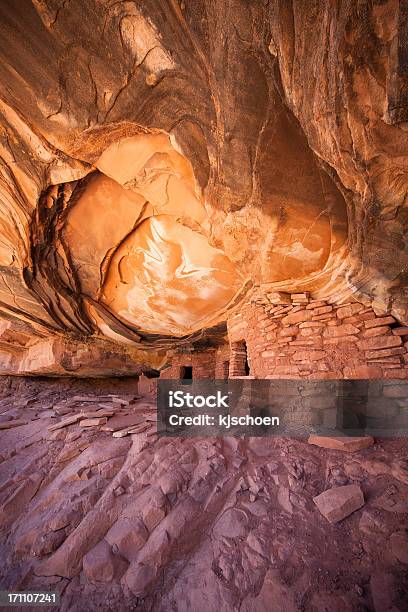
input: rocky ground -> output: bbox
[0,377,407,611]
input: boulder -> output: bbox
[308,436,374,452]
[313,484,364,524]
[82,540,128,584]
[105,518,148,561]
[213,508,248,538]
[121,562,156,597]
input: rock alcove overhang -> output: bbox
[23,126,349,354]
[0,0,406,367]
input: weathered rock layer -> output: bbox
[0,0,406,371]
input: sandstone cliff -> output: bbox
[0,0,406,373]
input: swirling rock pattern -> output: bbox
[0,0,406,371]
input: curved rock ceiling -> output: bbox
[62,134,245,337]
[0,0,406,359]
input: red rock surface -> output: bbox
[0,378,406,610]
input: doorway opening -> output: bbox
[230,340,250,376]
[180,365,193,384]
[243,344,250,376]
[222,360,230,379]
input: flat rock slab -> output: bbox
[48,414,81,431]
[0,419,28,429]
[97,403,117,410]
[79,417,107,427]
[112,423,151,438]
[101,414,145,432]
[308,435,374,452]
[71,396,96,402]
[314,484,364,523]
[80,409,115,418]
[53,404,74,416]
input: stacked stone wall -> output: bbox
[227,294,408,379]
[160,346,230,380]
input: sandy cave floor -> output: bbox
[0,378,407,611]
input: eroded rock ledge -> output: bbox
[0,1,406,372]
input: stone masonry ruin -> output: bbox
[0,1,407,610]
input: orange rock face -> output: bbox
[62,134,246,336]
[0,1,406,371]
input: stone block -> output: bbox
[336,304,364,319]
[366,347,405,359]
[364,316,396,329]
[293,350,326,362]
[361,325,391,338]
[313,484,364,523]
[299,321,324,328]
[312,313,336,321]
[343,365,383,378]
[342,312,376,324]
[300,327,323,336]
[323,335,359,345]
[0,419,29,429]
[393,327,408,336]
[383,369,408,378]
[308,435,374,452]
[266,332,277,341]
[291,292,309,300]
[313,305,333,315]
[369,356,402,364]
[279,325,299,337]
[358,336,402,351]
[281,309,312,325]
[323,324,360,337]
[266,291,292,304]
